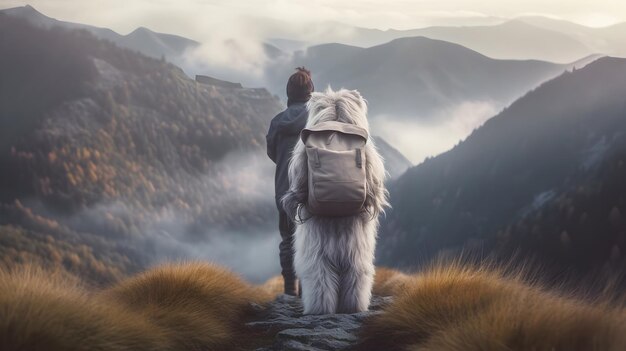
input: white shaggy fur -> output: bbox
[282,88,389,314]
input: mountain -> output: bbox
[396,20,593,63]
[0,5,199,61]
[0,14,284,283]
[516,16,626,59]
[262,14,507,52]
[377,57,626,274]
[269,37,583,121]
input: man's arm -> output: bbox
[266,119,278,164]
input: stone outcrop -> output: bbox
[248,295,392,351]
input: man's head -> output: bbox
[286,67,314,106]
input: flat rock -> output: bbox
[248,295,392,351]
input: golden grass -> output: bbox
[0,262,272,351]
[0,265,171,351]
[4,261,626,351]
[373,267,411,297]
[259,274,285,298]
[359,263,626,351]
[102,262,271,350]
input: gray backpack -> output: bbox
[300,121,368,217]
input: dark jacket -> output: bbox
[266,102,308,208]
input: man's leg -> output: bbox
[278,209,298,295]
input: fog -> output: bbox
[371,100,500,163]
[60,199,281,283]
[24,149,284,283]
[175,13,273,87]
[208,151,277,202]
[144,225,281,284]
[143,151,281,282]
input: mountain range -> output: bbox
[267,17,626,64]
[0,4,286,85]
[267,37,597,121]
[0,5,604,124]
[4,5,621,74]
[3,4,626,281]
[265,37,600,162]
[2,5,199,61]
[0,14,412,282]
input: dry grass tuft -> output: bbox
[102,261,270,350]
[259,274,285,298]
[0,265,170,351]
[359,263,626,351]
[0,262,273,351]
[373,267,411,296]
[8,260,623,351]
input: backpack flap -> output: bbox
[300,121,369,145]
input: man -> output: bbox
[266,67,314,296]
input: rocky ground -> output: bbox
[247,295,392,351]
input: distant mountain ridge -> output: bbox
[268,36,595,121]
[515,16,626,59]
[393,20,592,63]
[3,5,618,77]
[1,5,199,61]
[269,17,624,63]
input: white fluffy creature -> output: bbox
[282,88,389,315]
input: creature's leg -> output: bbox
[294,223,339,315]
[337,264,374,313]
[336,220,377,313]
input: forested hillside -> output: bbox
[378,57,626,275]
[0,15,283,283]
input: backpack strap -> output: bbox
[312,149,321,168]
[300,121,369,143]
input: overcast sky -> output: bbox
[1,0,624,40]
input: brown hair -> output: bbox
[286,66,314,105]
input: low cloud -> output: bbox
[372,100,500,164]
[145,227,281,283]
[25,149,283,283]
[179,24,271,87]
